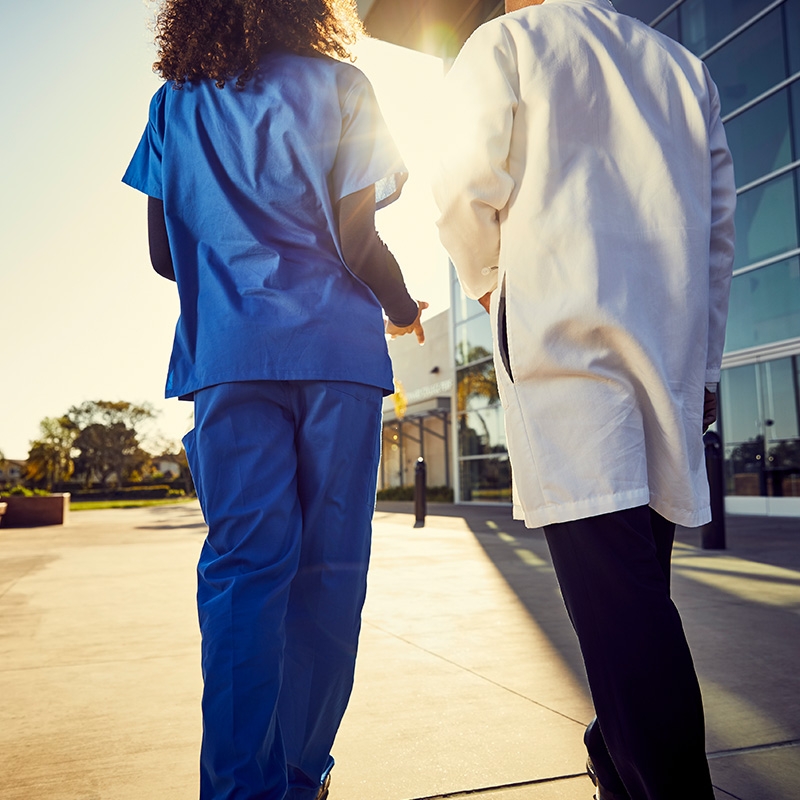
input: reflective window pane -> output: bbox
[733,170,798,270]
[725,257,800,352]
[458,407,507,457]
[787,0,800,75]
[724,90,792,187]
[612,1,674,25]
[760,357,800,498]
[459,456,511,502]
[452,278,485,325]
[454,313,493,367]
[721,364,760,445]
[655,10,679,41]
[705,9,785,116]
[682,0,776,55]
[720,358,800,497]
[456,361,500,412]
[763,358,800,444]
[793,81,800,162]
[721,363,764,496]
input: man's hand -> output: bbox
[385,301,429,345]
[478,291,492,313]
[703,388,717,432]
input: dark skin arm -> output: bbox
[337,185,426,344]
[147,197,176,281]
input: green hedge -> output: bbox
[70,485,185,501]
[376,485,454,503]
[0,486,51,498]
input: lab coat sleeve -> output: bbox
[433,23,518,299]
[705,77,736,384]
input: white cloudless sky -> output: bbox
[0,2,448,460]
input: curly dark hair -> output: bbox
[153,0,366,88]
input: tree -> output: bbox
[67,400,157,487]
[73,422,150,487]
[67,400,156,431]
[26,416,78,491]
[456,350,500,453]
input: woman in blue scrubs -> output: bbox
[123,2,425,798]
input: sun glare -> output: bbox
[352,38,451,317]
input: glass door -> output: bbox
[720,356,800,498]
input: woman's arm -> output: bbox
[147,197,176,281]
[337,185,420,329]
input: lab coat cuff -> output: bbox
[467,265,498,300]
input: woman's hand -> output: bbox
[385,301,429,345]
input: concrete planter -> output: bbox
[0,493,70,527]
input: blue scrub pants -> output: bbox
[183,380,383,800]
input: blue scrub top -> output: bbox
[122,51,406,398]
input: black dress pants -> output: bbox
[543,505,714,800]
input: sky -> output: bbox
[0,1,449,460]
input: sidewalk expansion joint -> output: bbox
[408,772,588,799]
[364,621,586,727]
[708,738,800,759]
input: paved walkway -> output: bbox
[0,501,798,799]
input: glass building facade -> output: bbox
[451,269,510,502]
[452,0,800,513]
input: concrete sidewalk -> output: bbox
[0,502,798,799]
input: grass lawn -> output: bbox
[70,497,197,511]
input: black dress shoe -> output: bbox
[314,772,331,800]
[587,756,630,800]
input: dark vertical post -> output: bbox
[700,431,726,549]
[414,457,427,528]
[443,412,450,489]
[398,423,404,488]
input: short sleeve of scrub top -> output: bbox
[122,88,166,200]
[331,75,407,209]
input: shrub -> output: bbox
[70,485,177,501]
[375,485,453,503]
[1,486,51,497]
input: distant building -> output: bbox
[381,309,453,492]
[0,459,26,486]
[152,458,181,480]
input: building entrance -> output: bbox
[721,355,800,512]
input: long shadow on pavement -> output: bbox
[377,502,800,800]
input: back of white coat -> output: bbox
[434,0,736,528]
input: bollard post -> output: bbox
[414,457,426,528]
[700,430,726,550]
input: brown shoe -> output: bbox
[315,772,331,800]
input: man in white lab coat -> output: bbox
[434,0,736,798]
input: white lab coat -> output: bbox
[434,0,736,528]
